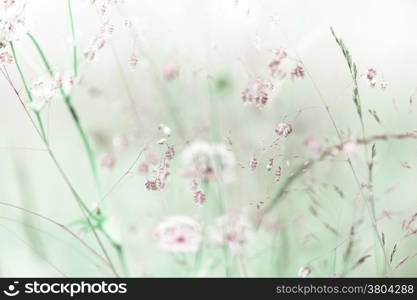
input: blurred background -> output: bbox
[0,0,417,277]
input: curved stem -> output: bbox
[259,131,417,220]
[1,69,119,276]
[26,32,102,199]
[26,29,130,277]
[9,42,47,140]
[98,224,130,276]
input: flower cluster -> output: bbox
[268,47,305,80]
[364,68,387,90]
[268,47,288,79]
[190,179,206,205]
[83,21,114,61]
[241,47,306,108]
[241,79,273,108]
[0,0,27,47]
[0,50,12,64]
[275,122,293,138]
[144,125,175,191]
[290,64,305,79]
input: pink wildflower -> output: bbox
[275,123,293,137]
[291,64,305,79]
[249,156,257,170]
[268,47,288,78]
[193,190,206,205]
[241,79,273,108]
[298,266,311,277]
[0,51,12,64]
[154,216,202,253]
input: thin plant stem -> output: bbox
[206,76,231,277]
[9,42,47,140]
[25,19,130,276]
[98,224,129,277]
[259,131,417,218]
[330,27,388,274]
[1,68,119,277]
[66,5,131,275]
[0,201,113,273]
[26,32,103,200]
[67,0,78,77]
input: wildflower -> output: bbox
[298,266,311,277]
[275,122,293,137]
[162,63,179,81]
[0,51,12,64]
[275,166,281,181]
[210,212,252,252]
[182,141,236,182]
[84,20,114,61]
[145,179,158,191]
[266,158,274,171]
[249,156,257,170]
[380,80,387,90]
[100,153,115,169]
[54,72,79,95]
[268,47,288,78]
[2,1,18,9]
[366,68,377,87]
[83,35,106,61]
[146,166,170,191]
[193,190,206,205]
[165,145,175,161]
[291,64,305,79]
[128,53,138,69]
[28,77,58,112]
[190,179,198,191]
[154,216,202,253]
[241,79,273,108]
[366,68,377,81]
[100,20,114,36]
[0,0,27,47]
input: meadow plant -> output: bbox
[1,0,417,278]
